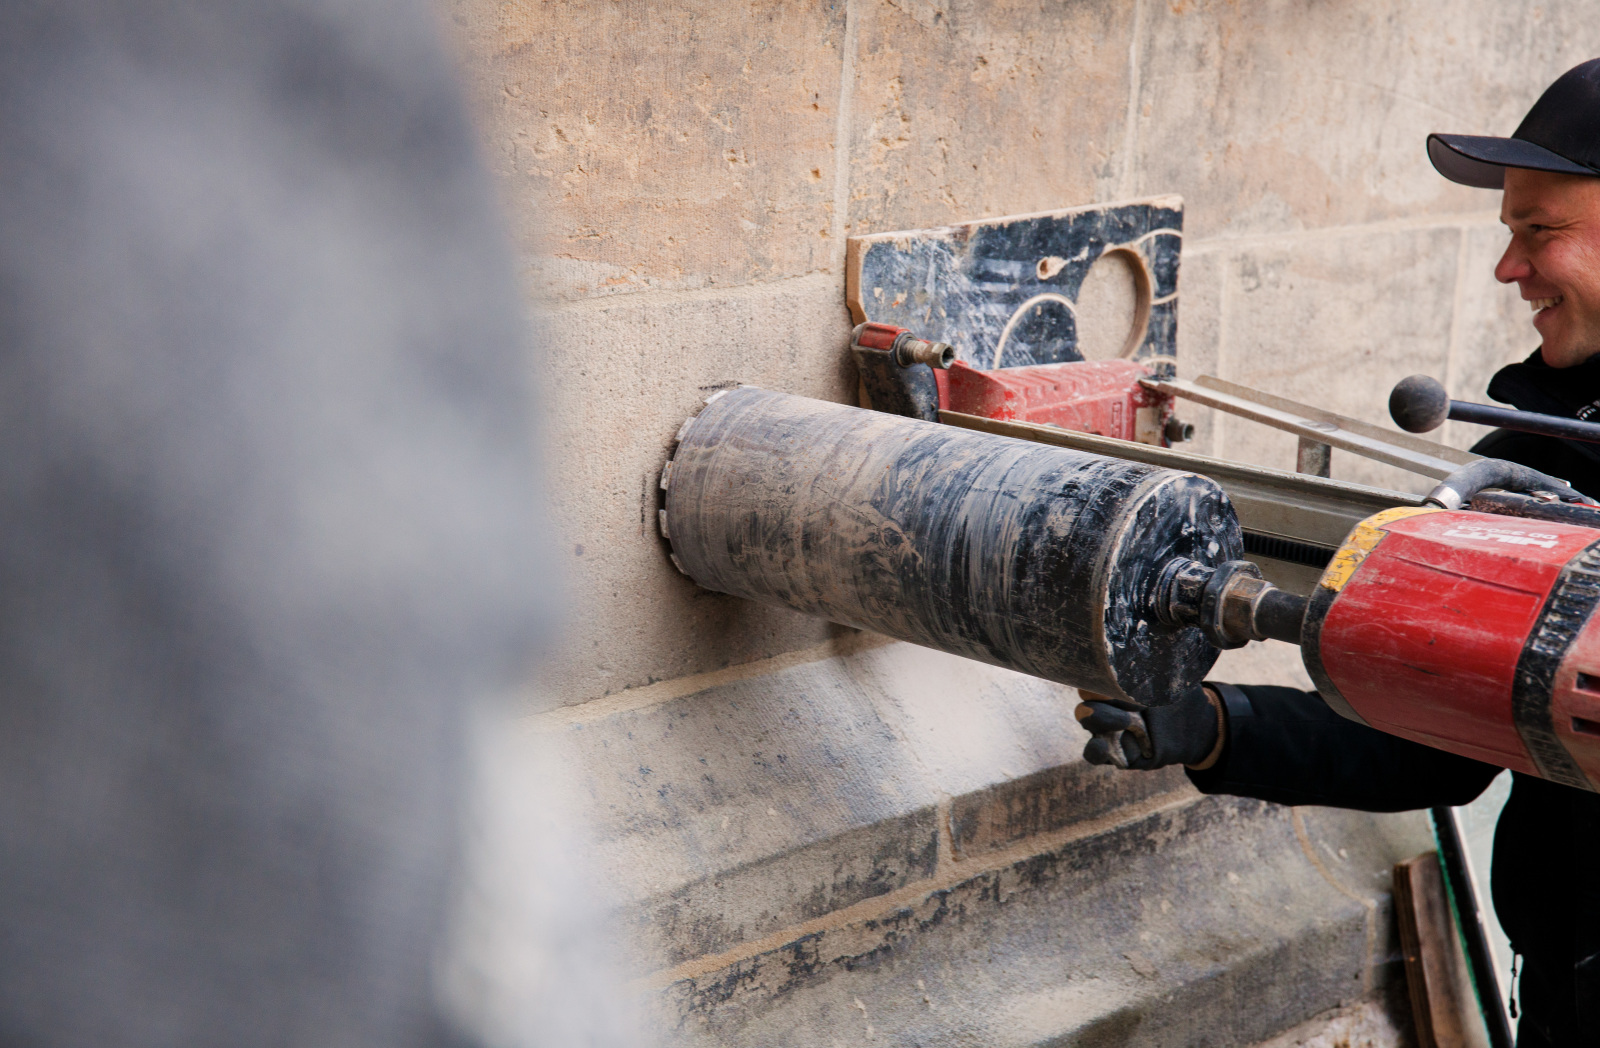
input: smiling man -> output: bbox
[1497,170,1600,367]
[1077,60,1600,1045]
[1430,61,1600,496]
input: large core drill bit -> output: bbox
[660,387,1244,707]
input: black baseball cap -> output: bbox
[1429,59,1600,189]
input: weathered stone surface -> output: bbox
[1207,225,1461,494]
[844,0,1136,236]
[821,641,1087,792]
[1248,1000,1409,1048]
[429,4,1592,1044]
[537,276,858,707]
[1134,1,1600,240]
[949,763,1189,860]
[1174,246,1224,455]
[552,643,943,970]
[626,810,943,972]
[538,640,1194,973]
[654,797,1431,1047]
[1212,638,1316,692]
[446,0,848,301]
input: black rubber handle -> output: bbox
[1448,400,1600,445]
[1390,374,1600,445]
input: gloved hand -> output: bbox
[1075,685,1224,770]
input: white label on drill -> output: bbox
[1440,525,1560,549]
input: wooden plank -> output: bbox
[1393,852,1486,1048]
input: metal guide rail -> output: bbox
[1143,374,1479,479]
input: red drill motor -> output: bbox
[1300,499,1600,790]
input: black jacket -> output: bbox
[1189,350,1600,1047]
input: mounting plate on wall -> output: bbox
[845,196,1182,378]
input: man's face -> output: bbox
[1497,168,1600,368]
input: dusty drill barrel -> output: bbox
[660,387,1242,707]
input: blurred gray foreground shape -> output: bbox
[0,2,558,1044]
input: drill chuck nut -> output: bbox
[1156,557,1308,649]
[1199,560,1266,650]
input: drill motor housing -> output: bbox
[1306,506,1600,791]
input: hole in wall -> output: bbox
[1074,247,1152,361]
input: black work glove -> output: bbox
[1075,685,1223,770]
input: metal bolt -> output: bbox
[895,336,955,370]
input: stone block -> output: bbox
[548,644,941,970]
[653,797,1432,1047]
[832,641,1086,795]
[843,0,1136,237]
[1133,0,1600,240]
[1209,225,1461,494]
[948,762,1190,860]
[1176,247,1224,456]
[445,0,847,300]
[628,810,943,972]
[1249,1000,1409,1048]
[536,276,860,707]
[536,639,1194,974]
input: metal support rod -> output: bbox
[1146,375,1478,480]
[1296,437,1331,478]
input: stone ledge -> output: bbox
[622,805,943,971]
[650,796,1426,1048]
[950,761,1191,861]
[546,639,1192,972]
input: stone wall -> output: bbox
[439,3,1600,1044]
